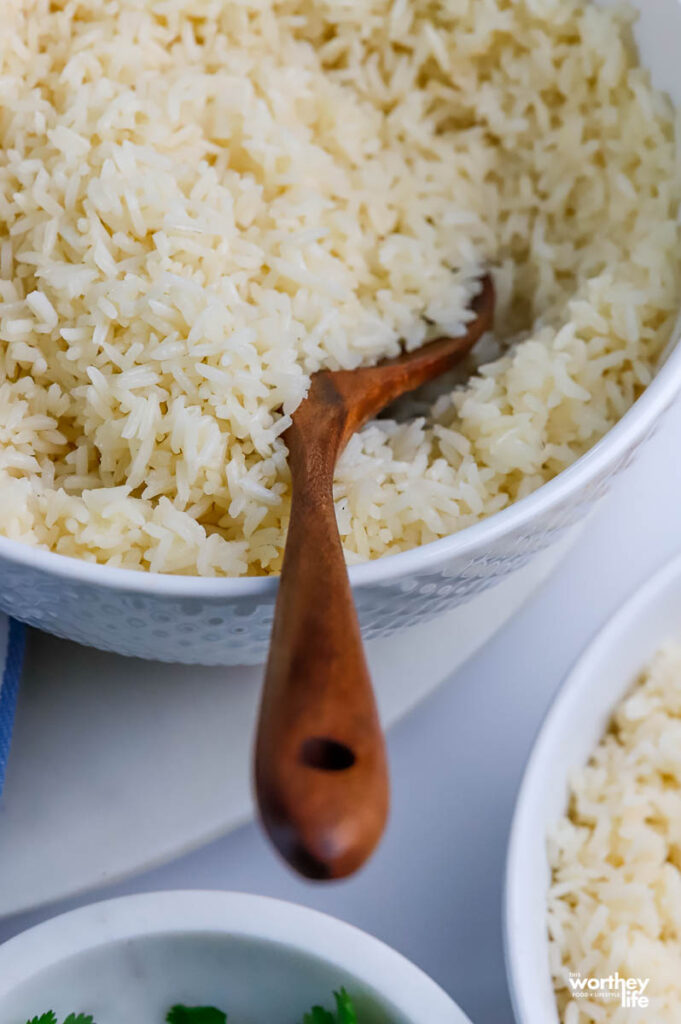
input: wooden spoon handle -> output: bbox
[255,405,389,879]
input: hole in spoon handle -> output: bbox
[299,737,357,772]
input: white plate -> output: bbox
[0,536,567,922]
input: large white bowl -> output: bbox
[0,890,469,1024]
[504,551,681,1024]
[1,0,680,665]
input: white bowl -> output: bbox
[0,890,468,1024]
[1,0,680,665]
[504,550,681,1024]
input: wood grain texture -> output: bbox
[255,275,494,879]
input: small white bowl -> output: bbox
[0,890,469,1024]
[504,550,681,1024]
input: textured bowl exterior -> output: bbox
[0,380,673,665]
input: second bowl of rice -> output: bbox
[1,0,680,663]
[505,550,681,1024]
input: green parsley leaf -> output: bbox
[25,1015,93,1024]
[166,1006,227,1024]
[302,1010,335,1024]
[333,990,358,1024]
[302,989,358,1024]
[24,988,357,1024]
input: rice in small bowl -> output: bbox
[1,0,681,662]
[505,553,681,1024]
[549,642,681,1022]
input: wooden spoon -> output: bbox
[255,274,495,880]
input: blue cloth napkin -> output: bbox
[0,617,26,795]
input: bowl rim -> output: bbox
[0,889,468,1022]
[2,336,680,598]
[502,548,681,1024]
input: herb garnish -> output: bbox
[24,989,359,1024]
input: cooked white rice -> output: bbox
[1,0,679,576]
[549,643,681,1023]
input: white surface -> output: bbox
[0,532,569,919]
[506,549,681,1024]
[1,396,680,1024]
[0,892,469,1024]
